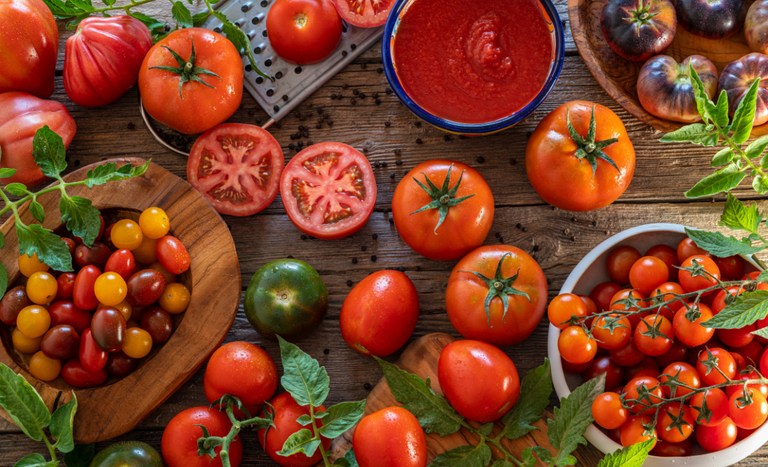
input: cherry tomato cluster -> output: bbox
[550,235,768,455]
[1,207,191,388]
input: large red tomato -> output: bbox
[188,123,285,216]
[340,270,420,357]
[526,101,635,212]
[352,407,427,467]
[0,92,77,187]
[139,28,243,135]
[280,142,376,239]
[392,160,494,261]
[334,0,395,27]
[266,0,342,64]
[64,16,153,107]
[161,406,242,467]
[0,0,58,98]
[446,245,548,347]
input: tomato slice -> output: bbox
[187,124,284,216]
[335,0,394,27]
[280,142,377,239]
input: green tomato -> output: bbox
[244,258,328,341]
[89,441,163,467]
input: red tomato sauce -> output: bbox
[393,0,555,124]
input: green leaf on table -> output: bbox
[210,10,271,80]
[731,78,761,144]
[277,428,321,458]
[703,290,768,329]
[317,400,366,438]
[5,183,27,196]
[521,446,553,465]
[478,422,494,436]
[49,394,77,453]
[129,11,166,32]
[333,449,359,467]
[59,195,101,247]
[41,0,84,18]
[63,444,95,467]
[547,373,606,467]
[719,193,763,234]
[13,453,57,467]
[492,459,518,467]
[32,127,67,179]
[16,222,72,272]
[0,363,51,441]
[597,439,654,467]
[0,263,8,298]
[430,442,492,467]
[685,228,765,257]
[685,163,746,198]
[375,356,464,437]
[278,336,330,408]
[711,147,734,167]
[660,123,718,147]
[30,201,45,224]
[497,359,552,441]
[192,11,210,27]
[171,1,193,28]
[84,161,149,189]
[0,168,17,179]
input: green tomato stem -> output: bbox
[716,121,768,180]
[43,435,57,462]
[308,404,332,467]
[484,434,525,467]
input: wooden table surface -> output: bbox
[2,1,768,465]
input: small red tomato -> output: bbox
[73,265,101,310]
[620,415,658,448]
[629,256,669,294]
[163,406,242,467]
[634,314,674,356]
[610,336,646,367]
[105,249,137,281]
[584,356,624,391]
[659,362,700,398]
[126,269,166,307]
[715,255,746,281]
[90,306,127,352]
[624,376,664,415]
[353,407,427,467]
[646,244,680,281]
[74,241,111,269]
[0,286,32,325]
[106,351,138,378]
[55,273,76,301]
[40,324,80,360]
[697,347,736,385]
[677,237,712,263]
[696,416,738,452]
[62,358,108,388]
[690,388,730,427]
[140,307,173,344]
[657,402,695,443]
[606,245,642,285]
[679,255,721,294]
[729,389,768,429]
[258,393,330,467]
[156,236,190,275]
[673,303,715,347]
[590,282,624,313]
[49,301,91,334]
[559,326,598,365]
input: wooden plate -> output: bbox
[0,158,241,444]
[568,0,768,136]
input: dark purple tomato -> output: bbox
[102,223,117,250]
[74,241,111,270]
[49,301,91,335]
[73,265,101,310]
[746,0,768,54]
[126,269,166,307]
[106,350,138,377]
[55,273,76,301]
[91,306,127,352]
[62,359,108,388]
[676,0,746,39]
[79,328,108,373]
[600,0,677,61]
[719,53,768,127]
[583,356,624,391]
[638,55,718,123]
[41,324,80,360]
[105,249,136,281]
[0,286,32,325]
[140,306,173,344]
[62,238,76,255]
[74,215,105,245]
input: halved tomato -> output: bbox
[280,142,377,239]
[187,124,284,217]
[335,0,394,27]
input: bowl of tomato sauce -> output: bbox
[382,0,564,135]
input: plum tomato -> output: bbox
[659,362,700,398]
[126,269,166,307]
[679,255,720,294]
[638,55,718,123]
[438,340,520,423]
[673,303,715,347]
[111,219,143,251]
[696,416,737,452]
[89,441,163,467]
[629,256,669,294]
[0,286,32,325]
[610,336,646,367]
[690,388,730,426]
[158,283,190,315]
[446,245,548,347]
[600,0,676,61]
[606,246,642,285]
[204,342,278,419]
[652,439,693,457]
[657,402,695,443]
[26,271,57,305]
[55,273,76,301]
[559,326,598,365]
[258,393,330,467]
[646,244,680,281]
[392,160,494,261]
[48,301,90,335]
[73,265,102,310]
[266,0,342,64]
[592,392,629,429]
[729,388,768,429]
[676,0,745,39]
[746,0,768,54]
[16,305,50,338]
[139,207,170,239]
[548,293,588,329]
[74,241,111,269]
[106,351,138,378]
[18,252,48,277]
[677,237,711,263]
[105,249,136,281]
[719,53,768,127]
[340,270,419,357]
[91,306,127,352]
[163,406,242,467]
[12,328,42,354]
[590,282,624,312]
[41,324,80,360]
[280,142,376,240]
[94,272,128,307]
[584,356,624,391]
[353,407,427,467]
[593,314,631,350]
[62,359,108,388]
[624,376,664,415]
[697,347,736,385]
[620,415,658,448]
[29,351,61,381]
[122,327,152,359]
[715,255,746,281]
[244,259,328,341]
[156,236,190,274]
[132,236,158,265]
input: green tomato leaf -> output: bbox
[375,356,464,437]
[83,161,150,189]
[660,123,718,147]
[498,359,552,441]
[711,147,734,167]
[59,195,101,247]
[0,363,51,441]
[685,228,765,257]
[49,394,77,453]
[211,11,270,80]
[746,135,768,160]
[754,175,768,194]
[171,1,193,28]
[278,336,330,408]
[690,65,714,124]
[296,414,312,426]
[719,193,763,234]
[713,89,730,128]
[192,11,210,27]
[752,326,768,339]
[30,201,45,224]
[277,428,321,458]
[103,0,115,6]
[0,263,8,298]
[0,168,18,179]
[333,448,359,467]
[63,444,95,467]
[478,422,494,436]
[32,126,67,179]
[41,0,84,18]
[685,163,746,198]
[492,460,518,467]
[522,446,553,465]
[731,78,761,144]
[429,442,492,467]
[597,439,654,467]
[5,183,27,196]
[13,453,57,467]
[128,11,166,32]
[16,222,72,272]
[317,400,366,439]
[703,290,768,329]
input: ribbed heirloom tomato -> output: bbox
[353,407,427,467]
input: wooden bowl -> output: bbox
[568,0,768,136]
[0,158,241,443]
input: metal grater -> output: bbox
[203,0,384,125]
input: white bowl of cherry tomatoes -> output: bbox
[547,223,768,466]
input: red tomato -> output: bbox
[73,265,102,310]
[266,0,342,64]
[649,282,687,320]
[609,289,649,329]
[139,28,243,135]
[646,244,680,281]
[74,242,111,270]
[624,376,664,415]
[280,142,377,239]
[562,357,594,373]
[715,255,746,281]
[64,16,152,107]
[55,273,76,301]
[610,336,646,367]
[592,392,628,429]
[78,328,107,374]
[340,270,419,357]
[445,245,547,347]
[620,415,657,448]
[61,359,108,388]
[105,249,136,281]
[156,236,190,275]
[624,356,660,383]
[634,314,674,356]
[657,402,695,443]
[652,439,692,457]
[334,0,394,27]
[655,341,690,369]
[0,0,57,98]
[679,255,720,294]
[438,340,520,423]
[697,347,736,385]
[659,362,700,398]
[672,303,715,347]
[719,324,756,348]
[677,237,711,263]
[606,246,642,285]
[731,340,763,368]
[589,282,623,313]
[559,326,598,364]
[204,342,278,418]
[162,406,242,467]
[187,124,285,216]
[0,92,77,187]
[352,407,427,467]
[548,293,588,329]
[712,286,742,314]
[593,314,631,350]
[629,256,669,294]
[696,416,737,452]
[727,370,768,400]
[583,356,624,391]
[49,301,91,335]
[689,388,730,427]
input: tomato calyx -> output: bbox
[628,0,660,26]
[148,38,222,99]
[458,253,530,326]
[410,164,476,233]
[566,106,620,177]
[197,394,275,463]
[735,387,756,409]
[639,316,674,341]
[663,405,692,436]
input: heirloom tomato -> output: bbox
[126,269,166,307]
[64,16,153,107]
[107,351,138,377]
[56,273,76,301]
[140,307,173,344]
[446,246,547,347]
[600,0,676,61]
[187,123,285,216]
[280,142,376,239]
[41,324,79,360]
[0,286,31,325]
[266,0,342,64]
[353,407,427,467]
[91,306,127,352]
[49,301,90,334]
[62,359,108,388]
[746,0,768,54]
[719,54,768,127]
[335,0,394,27]
[90,441,163,467]
[526,101,635,212]
[29,351,60,381]
[74,241,111,269]
[162,406,242,467]
[676,0,745,39]
[392,160,494,261]
[139,28,243,135]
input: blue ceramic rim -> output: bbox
[381,0,565,134]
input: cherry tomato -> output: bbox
[649,282,687,320]
[606,245,642,285]
[715,255,746,280]
[673,303,715,347]
[18,253,48,277]
[149,262,176,285]
[12,328,42,354]
[732,340,763,368]
[16,305,50,338]
[583,356,624,391]
[156,236,190,275]
[690,388,730,427]
[656,341,690,369]
[62,359,108,388]
[26,271,57,305]
[590,282,623,313]
[609,289,649,328]
[624,376,664,415]
[73,265,102,310]
[79,328,107,373]
[634,314,674,356]
[712,286,742,314]
[94,272,128,306]
[353,407,427,467]
[74,241,111,269]
[162,406,242,467]
[91,306,126,352]
[727,369,768,399]
[657,402,695,443]
[697,347,736,385]
[659,362,700,398]
[646,244,680,281]
[0,286,32,325]
[140,307,173,344]
[110,299,133,322]
[677,237,711,263]
[679,255,721,295]
[593,314,631,350]
[133,236,158,265]
[106,351,138,377]
[266,0,342,64]
[652,439,692,457]
[579,295,598,320]
[620,415,657,448]
[559,326,597,365]
[334,0,394,27]
[257,393,330,467]
[121,327,152,359]
[62,237,76,255]
[624,356,660,383]
[55,273,76,301]
[126,269,166,307]
[29,351,61,381]
[104,250,136,282]
[41,324,79,360]
[102,223,117,250]
[562,357,594,373]
[729,388,768,429]
[719,324,756,348]
[158,283,190,315]
[592,392,628,429]
[48,301,90,334]
[548,293,588,329]
[139,207,170,239]
[629,256,669,294]
[111,219,143,251]
[696,416,737,452]
[610,336,646,367]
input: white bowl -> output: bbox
[547,223,767,466]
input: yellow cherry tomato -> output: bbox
[16,305,50,338]
[12,328,42,354]
[122,328,153,358]
[158,283,191,314]
[149,262,176,284]
[18,253,48,277]
[108,299,133,322]
[29,351,61,381]
[132,236,158,265]
[111,219,144,250]
[94,272,128,306]
[139,207,170,239]
[26,271,58,305]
